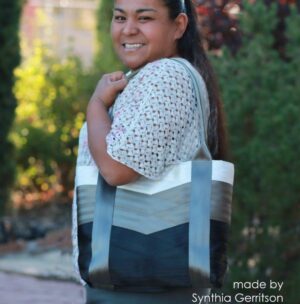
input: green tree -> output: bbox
[211,2,300,302]
[0,0,22,214]
[94,0,123,72]
[12,43,89,195]
[11,0,126,200]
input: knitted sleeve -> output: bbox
[106,59,203,180]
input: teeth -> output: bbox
[124,43,143,49]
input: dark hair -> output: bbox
[162,0,228,160]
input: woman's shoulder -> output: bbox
[139,57,192,82]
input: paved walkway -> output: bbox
[0,250,77,281]
[0,243,85,303]
[0,272,85,304]
[0,206,86,302]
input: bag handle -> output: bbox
[171,59,213,289]
[170,58,212,161]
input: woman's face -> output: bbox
[111,0,181,70]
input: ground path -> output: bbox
[0,272,85,304]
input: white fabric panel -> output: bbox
[75,161,234,195]
[212,161,235,186]
[76,166,98,186]
[118,160,234,194]
[118,162,192,195]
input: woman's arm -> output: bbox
[86,72,140,186]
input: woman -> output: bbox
[73,0,228,303]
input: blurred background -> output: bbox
[0,0,299,303]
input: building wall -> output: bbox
[21,0,99,67]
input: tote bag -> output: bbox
[74,58,234,291]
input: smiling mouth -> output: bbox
[122,43,145,51]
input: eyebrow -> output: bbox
[114,8,158,14]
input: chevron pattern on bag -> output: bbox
[109,223,191,287]
[113,184,190,234]
[75,160,233,289]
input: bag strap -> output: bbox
[170,58,212,161]
[125,68,141,81]
[171,58,212,289]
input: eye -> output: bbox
[114,15,126,22]
[139,16,153,22]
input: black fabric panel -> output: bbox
[210,220,229,288]
[78,222,93,284]
[109,223,192,288]
[77,220,230,289]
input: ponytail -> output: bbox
[163,0,228,160]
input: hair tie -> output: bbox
[180,0,186,12]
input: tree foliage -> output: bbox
[196,0,299,56]
[211,2,300,302]
[94,0,123,72]
[0,0,22,214]
[11,0,126,200]
[196,0,242,54]
[12,43,92,195]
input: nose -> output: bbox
[122,19,139,35]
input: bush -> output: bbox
[12,43,94,195]
[211,2,300,302]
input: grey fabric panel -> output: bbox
[76,180,232,228]
[189,160,212,288]
[77,185,96,225]
[113,183,191,234]
[210,181,233,224]
[89,175,116,288]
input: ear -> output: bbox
[174,13,189,40]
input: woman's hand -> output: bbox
[86,70,140,186]
[90,71,128,109]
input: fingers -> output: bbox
[95,72,127,107]
[112,77,127,91]
[104,71,127,91]
[108,71,125,82]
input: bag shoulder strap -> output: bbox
[170,58,212,161]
